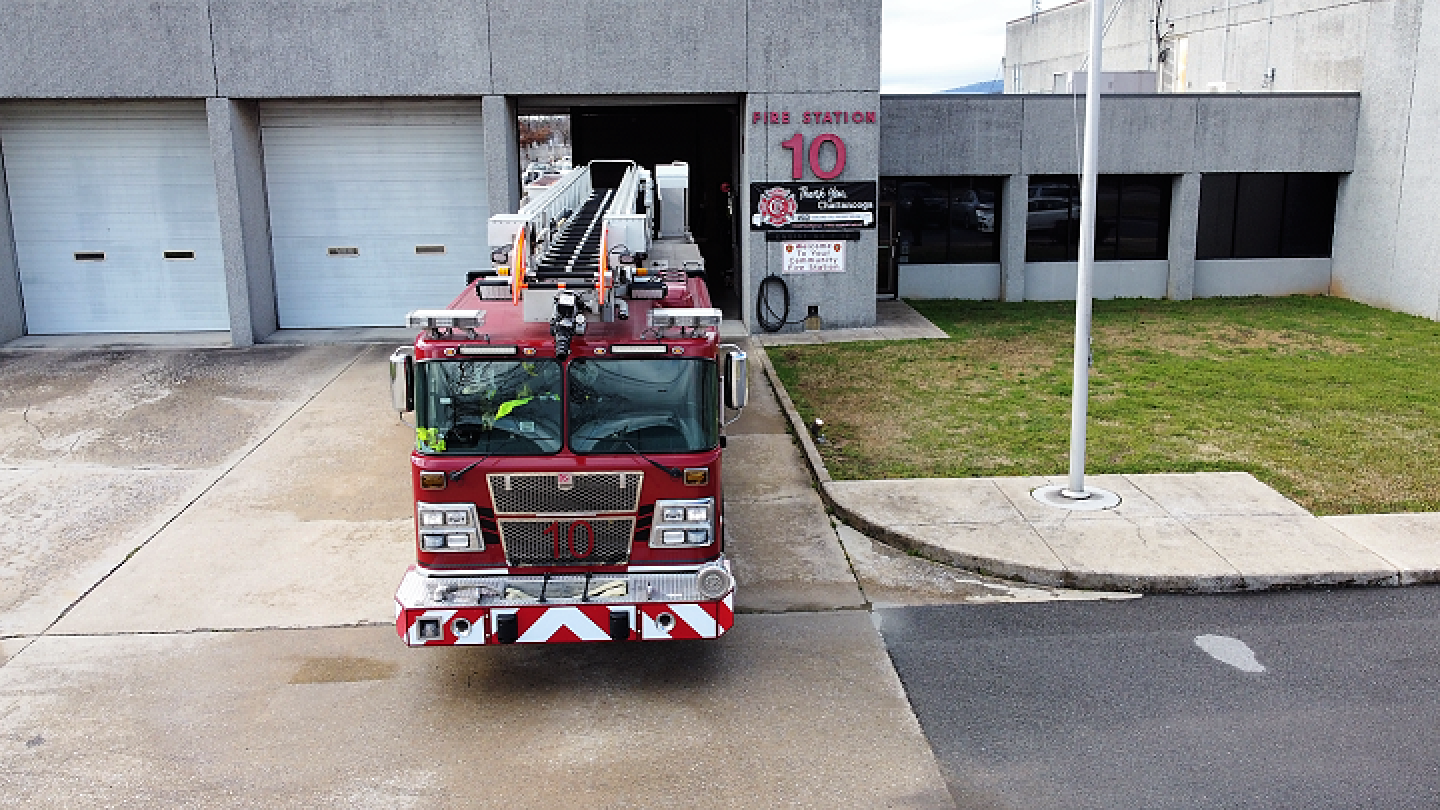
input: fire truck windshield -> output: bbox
[568,359,718,454]
[414,360,564,454]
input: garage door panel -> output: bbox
[270,236,483,328]
[262,101,489,329]
[7,186,226,232]
[16,242,227,333]
[11,210,229,244]
[269,201,487,237]
[1,103,229,334]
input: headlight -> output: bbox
[696,563,733,599]
[650,498,715,548]
[417,503,481,551]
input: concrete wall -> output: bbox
[483,96,521,219]
[879,94,1356,303]
[747,0,882,93]
[210,1,493,98]
[879,97,1022,175]
[744,91,882,332]
[0,0,217,98]
[490,0,745,94]
[899,264,1001,300]
[0,142,20,341]
[880,94,1359,176]
[1194,259,1332,298]
[1331,0,1440,321]
[0,1,1379,335]
[207,98,274,345]
[0,0,884,339]
[1167,172,1200,300]
[1024,261,1171,301]
[0,0,882,99]
[1005,0,1370,95]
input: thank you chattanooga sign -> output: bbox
[750,182,877,230]
[782,241,846,274]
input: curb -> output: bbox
[753,343,831,486]
[757,344,1418,594]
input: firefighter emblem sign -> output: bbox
[750,182,876,230]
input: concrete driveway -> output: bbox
[0,341,956,808]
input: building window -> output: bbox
[882,176,1003,264]
[1025,175,1173,262]
[1196,173,1338,259]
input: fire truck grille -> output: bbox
[499,518,634,566]
[487,472,643,515]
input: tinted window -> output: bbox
[1196,173,1339,259]
[882,176,1003,264]
[1026,175,1171,262]
[415,360,563,455]
[1196,173,1238,260]
[1025,177,1079,262]
[1116,177,1170,260]
[1281,173,1340,258]
[568,359,718,454]
[895,180,948,264]
[1234,174,1286,258]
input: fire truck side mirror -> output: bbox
[390,347,415,413]
[724,348,748,411]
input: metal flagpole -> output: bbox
[1063,0,1105,500]
[1033,0,1120,511]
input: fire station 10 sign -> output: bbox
[782,241,846,274]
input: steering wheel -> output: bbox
[448,424,486,445]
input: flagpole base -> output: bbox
[1032,485,1121,511]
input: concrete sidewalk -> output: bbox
[759,300,1440,593]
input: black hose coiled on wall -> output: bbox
[757,274,790,333]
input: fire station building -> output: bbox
[0,0,1412,344]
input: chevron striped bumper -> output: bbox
[394,560,735,646]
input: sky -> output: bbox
[882,0,1032,93]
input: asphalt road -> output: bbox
[878,586,1440,809]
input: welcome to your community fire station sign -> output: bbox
[781,241,846,274]
[750,182,877,230]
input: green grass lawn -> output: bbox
[767,296,1440,516]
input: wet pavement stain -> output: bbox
[289,656,399,684]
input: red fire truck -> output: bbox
[390,160,747,646]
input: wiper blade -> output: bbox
[449,455,491,482]
[622,441,682,479]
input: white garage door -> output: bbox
[261,101,489,328]
[0,103,228,334]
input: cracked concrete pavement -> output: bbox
[0,336,1101,808]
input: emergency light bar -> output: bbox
[646,308,722,330]
[406,310,486,329]
[458,345,517,356]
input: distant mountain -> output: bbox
[943,80,1004,94]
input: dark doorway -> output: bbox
[877,201,898,297]
[570,104,740,316]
